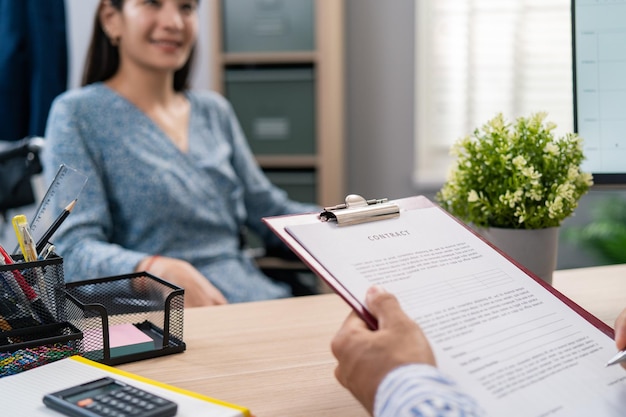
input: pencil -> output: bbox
[36,199,77,254]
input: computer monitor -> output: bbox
[572,0,626,185]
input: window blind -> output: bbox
[414,0,573,188]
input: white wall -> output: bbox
[65,0,97,89]
[344,0,416,201]
[64,0,211,89]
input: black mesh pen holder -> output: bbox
[0,255,83,377]
[63,272,185,366]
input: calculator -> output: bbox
[42,377,178,417]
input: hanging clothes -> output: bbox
[0,0,68,142]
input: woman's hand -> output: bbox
[136,256,228,307]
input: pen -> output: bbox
[39,245,56,261]
[606,349,626,367]
[12,214,38,262]
[36,199,77,254]
[0,244,55,324]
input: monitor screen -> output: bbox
[572,0,626,185]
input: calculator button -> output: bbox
[77,398,94,407]
[152,397,169,405]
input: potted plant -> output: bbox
[436,112,593,283]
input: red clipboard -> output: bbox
[263,194,614,337]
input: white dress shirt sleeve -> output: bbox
[374,364,488,417]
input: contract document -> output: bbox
[263,195,626,417]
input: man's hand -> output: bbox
[614,307,626,370]
[331,286,435,414]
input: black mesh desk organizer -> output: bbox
[64,272,186,366]
[1,256,185,377]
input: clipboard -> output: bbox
[263,194,626,417]
[263,194,612,334]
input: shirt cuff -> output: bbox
[374,363,487,417]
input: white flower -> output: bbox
[545,142,559,155]
[514,206,527,223]
[512,155,527,168]
[521,166,541,181]
[567,166,580,181]
[527,187,543,201]
[547,196,564,219]
[468,190,479,203]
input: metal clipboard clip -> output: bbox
[319,194,400,226]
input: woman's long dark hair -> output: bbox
[82,0,196,91]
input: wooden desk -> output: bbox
[118,264,626,417]
[552,263,626,327]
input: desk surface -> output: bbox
[118,264,626,417]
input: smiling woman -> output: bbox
[41,0,318,307]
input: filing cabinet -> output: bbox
[225,67,315,155]
[222,0,315,53]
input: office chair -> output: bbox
[239,227,320,296]
[0,137,44,224]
